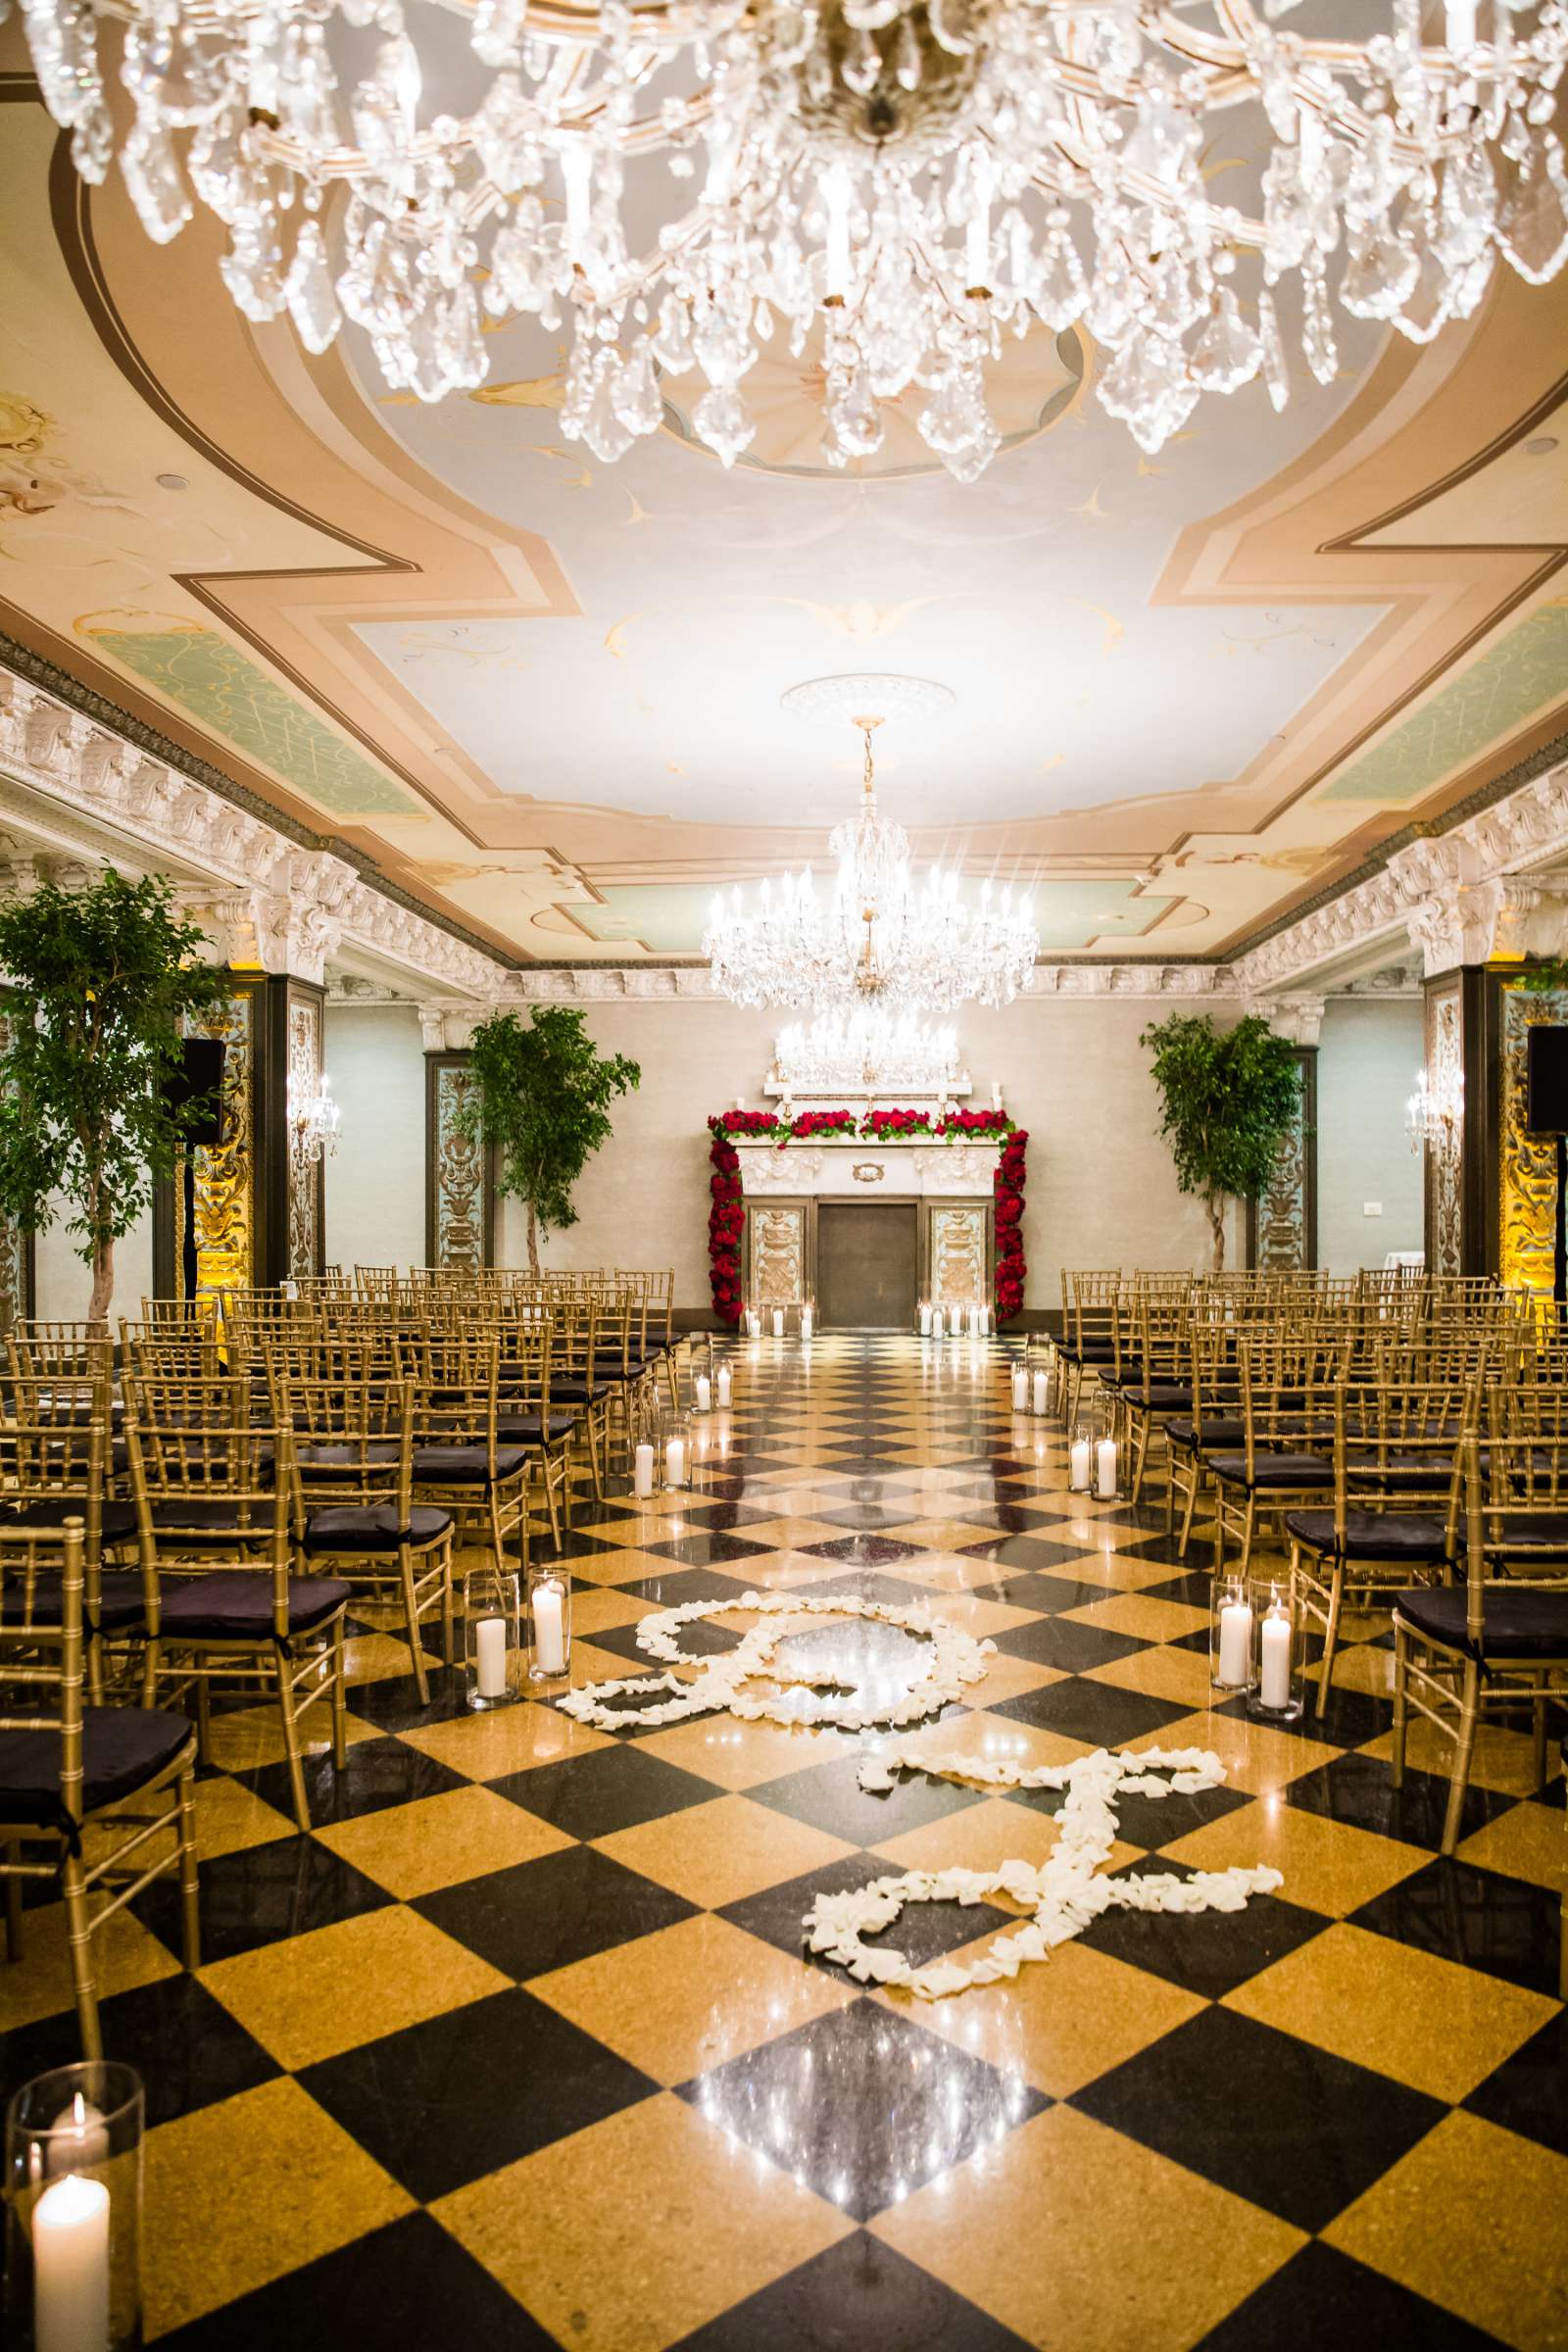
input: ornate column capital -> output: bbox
[1245,992,1326,1046]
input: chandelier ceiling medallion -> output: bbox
[22,2,1568,482]
[704,675,1038,1009]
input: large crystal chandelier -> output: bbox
[704,710,1037,1008]
[20,1,1568,481]
[773,1004,960,1092]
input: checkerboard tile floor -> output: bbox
[4,1335,1565,2349]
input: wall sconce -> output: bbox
[1406,1065,1462,1153]
[290,1073,342,1163]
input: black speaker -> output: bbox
[167,1037,226,1148]
[1526,1026,1568,1137]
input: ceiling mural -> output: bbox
[0,48,1565,967]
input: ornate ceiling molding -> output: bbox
[0,668,507,998]
[1233,758,1568,994]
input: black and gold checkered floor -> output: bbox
[4,1335,1566,2348]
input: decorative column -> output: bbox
[156,878,340,1298]
[0,1003,35,1330]
[422,1007,495,1271]
[1246,996,1321,1272]
[1406,869,1568,1281]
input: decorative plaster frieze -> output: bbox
[0,670,505,998]
[1253,994,1326,1047]
[1234,759,1568,992]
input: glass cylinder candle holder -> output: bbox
[1095,1426,1120,1500]
[6,2061,144,2352]
[1031,1357,1054,1417]
[1210,1573,1254,1695]
[1010,1359,1029,1414]
[918,1299,933,1337]
[715,1357,733,1410]
[662,1412,694,1491]
[527,1562,572,1683]
[691,1358,713,1414]
[800,1298,815,1342]
[464,1560,522,1709]
[1249,1578,1303,1721]
[770,1305,786,1340]
[1068,1423,1093,1492]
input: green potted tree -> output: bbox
[0,867,229,1330]
[458,1006,641,1275]
[1140,1011,1302,1274]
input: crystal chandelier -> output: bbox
[704,710,1037,1008]
[22,3,1568,484]
[773,1003,961,1091]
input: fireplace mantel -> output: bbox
[734,1141,1002,1200]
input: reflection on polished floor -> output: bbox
[2,1335,1564,2349]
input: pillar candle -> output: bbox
[1217,1598,1252,1688]
[716,1363,732,1407]
[918,1302,932,1335]
[1096,1437,1118,1499]
[1032,1367,1050,1416]
[695,1372,711,1412]
[801,1304,814,1340]
[1011,1365,1029,1412]
[633,1442,655,1497]
[771,1307,784,1339]
[33,2173,110,2352]
[949,1304,962,1337]
[991,1083,1002,1110]
[533,1584,566,1675]
[1260,1608,1292,1708]
[1069,1435,1091,1490]
[665,1436,686,1486]
[475,1616,508,1698]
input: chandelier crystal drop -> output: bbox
[704,714,1038,1010]
[772,1004,961,1093]
[22,1,1568,481]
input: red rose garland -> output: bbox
[705,1106,1028,1326]
[994,1127,1028,1323]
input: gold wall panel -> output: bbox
[433,1061,489,1269]
[1499,980,1568,1300]
[930,1205,987,1305]
[179,991,255,1305]
[286,993,322,1280]
[750,1206,805,1305]
[1424,985,1463,1278]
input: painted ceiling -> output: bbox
[1,38,1567,968]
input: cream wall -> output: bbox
[498,996,1239,1310]
[34,1207,153,1325]
[324,1003,427,1278]
[1315,997,1425,1275]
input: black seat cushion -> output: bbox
[0,1572,148,1632]
[1284,1509,1451,1563]
[1124,1385,1193,1411]
[157,1572,351,1640]
[1488,1511,1568,1556]
[414,1445,529,1485]
[296,1442,400,1482]
[304,1504,452,1555]
[552,1378,612,1404]
[1396,1583,1568,1661]
[496,1411,577,1446]
[0,1499,137,1544]
[1167,1416,1245,1450]
[0,1707,194,1828]
[150,1501,276,1537]
[1208,1450,1332,1491]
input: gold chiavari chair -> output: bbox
[1165,1311,1247,1556]
[548,1294,613,1503]
[0,1380,143,1698]
[123,1411,349,1833]
[119,1370,275,1559]
[1111,1291,1195,1509]
[1057,1269,1121,1428]
[283,1374,454,1706]
[492,1308,574,1550]
[0,1521,200,2057]
[1287,1378,1469,1714]
[1393,1426,1568,1853]
[408,1331,533,1580]
[1206,1329,1343,1579]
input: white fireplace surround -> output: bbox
[733,1142,1001,1200]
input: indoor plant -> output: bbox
[458,1006,640,1275]
[1140,1011,1301,1274]
[0,867,228,1331]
